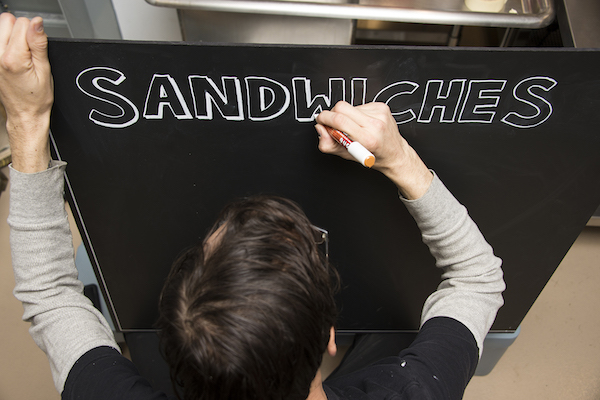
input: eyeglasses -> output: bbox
[312,225,329,261]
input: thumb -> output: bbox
[26,17,49,65]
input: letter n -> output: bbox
[188,76,244,121]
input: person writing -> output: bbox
[2,13,504,400]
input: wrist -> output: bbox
[396,167,434,200]
[381,150,433,200]
[6,115,51,173]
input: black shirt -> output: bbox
[62,317,478,400]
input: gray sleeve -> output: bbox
[401,172,505,357]
[8,161,119,392]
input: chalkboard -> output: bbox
[48,39,600,333]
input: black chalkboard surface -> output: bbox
[48,39,600,333]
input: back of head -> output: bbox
[157,195,339,400]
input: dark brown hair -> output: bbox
[157,195,339,400]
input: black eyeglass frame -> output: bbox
[311,225,329,261]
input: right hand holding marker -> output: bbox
[315,101,433,200]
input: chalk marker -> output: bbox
[324,126,375,168]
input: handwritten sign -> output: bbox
[76,68,556,129]
[49,39,600,332]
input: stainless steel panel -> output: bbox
[57,0,121,39]
[147,0,555,28]
[10,11,71,38]
[6,0,121,39]
[3,0,63,14]
[561,0,600,48]
[179,9,353,44]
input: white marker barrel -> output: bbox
[348,142,375,168]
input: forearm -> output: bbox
[314,102,503,352]
[315,102,434,200]
[379,143,433,201]
[6,112,51,173]
[401,172,505,356]
[8,162,119,392]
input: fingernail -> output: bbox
[34,19,44,32]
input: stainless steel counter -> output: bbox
[146,0,555,29]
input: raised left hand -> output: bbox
[0,13,54,173]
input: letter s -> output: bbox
[501,76,557,129]
[76,67,139,128]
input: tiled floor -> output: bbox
[1,164,600,399]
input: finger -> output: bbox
[354,102,396,127]
[4,17,31,68]
[316,108,381,157]
[331,100,377,130]
[315,124,337,151]
[315,108,363,140]
[315,123,353,160]
[0,13,17,55]
[318,101,386,150]
[26,17,49,66]
[8,17,30,46]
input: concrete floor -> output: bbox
[2,164,600,399]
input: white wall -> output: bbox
[111,0,182,41]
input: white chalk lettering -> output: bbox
[76,67,139,128]
[293,78,346,122]
[459,80,507,123]
[188,76,244,121]
[245,77,291,121]
[501,76,557,128]
[75,68,557,129]
[418,79,466,123]
[143,74,193,120]
[351,78,367,106]
[373,81,420,124]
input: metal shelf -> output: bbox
[146,0,555,29]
